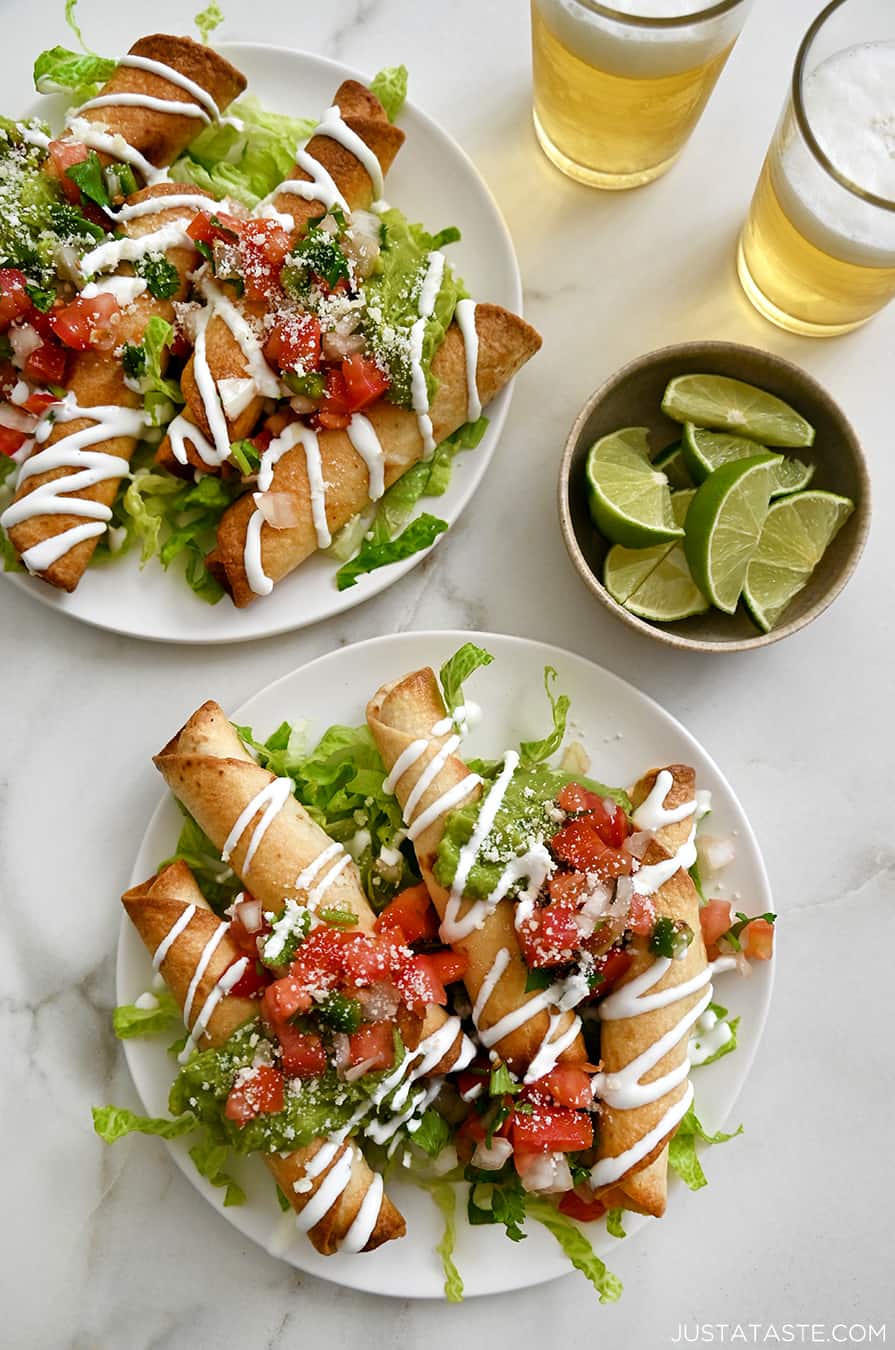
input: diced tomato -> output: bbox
[550,819,632,881]
[0,270,32,331]
[699,899,734,951]
[339,931,394,989]
[457,1107,511,1150]
[50,294,121,351]
[558,1192,607,1223]
[557,783,628,847]
[228,960,270,999]
[511,1101,593,1155]
[0,424,27,457]
[262,312,321,374]
[251,427,273,455]
[741,917,775,961]
[276,1024,328,1078]
[627,893,656,937]
[316,365,351,430]
[21,305,58,342]
[424,949,469,986]
[262,973,312,1027]
[224,1064,285,1125]
[587,947,634,999]
[186,209,244,247]
[375,884,440,944]
[48,140,89,204]
[394,953,447,1010]
[239,218,292,301]
[537,1065,593,1110]
[23,341,68,386]
[23,391,58,415]
[518,899,580,969]
[348,1021,395,1071]
[455,1062,489,1102]
[341,353,388,412]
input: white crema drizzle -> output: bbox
[454,298,481,422]
[243,422,331,596]
[220,777,295,871]
[346,413,386,500]
[409,251,445,459]
[472,945,582,1084]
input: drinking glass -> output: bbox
[530,0,753,190]
[738,0,895,336]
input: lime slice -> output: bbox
[625,543,710,622]
[743,490,854,632]
[586,427,683,548]
[652,440,693,490]
[662,375,815,448]
[604,489,695,603]
[682,424,815,496]
[684,454,781,613]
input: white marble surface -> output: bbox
[1,0,893,1345]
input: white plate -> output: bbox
[119,630,775,1299]
[5,45,522,643]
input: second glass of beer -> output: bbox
[531,0,753,190]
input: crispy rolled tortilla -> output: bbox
[4,184,207,590]
[161,79,405,466]
[367,667,586,1077]
[154,699,466,1074]
[206,304,542,606]
[61,34,246,175]
[123,861,404,1253]
[591,765,706,1218]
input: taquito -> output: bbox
[206,304,542,606]
[154,699,467,1074]
[367,667,587,1078]
[160,79,405,466]
[3,184,207,589]
[124,861,405,1253]
[590,765,707,1218]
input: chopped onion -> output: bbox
[322,329,366,362]
[254,491,302,529]
[472,1136,513,1170]
[319,213,340,236]
[697,834,736,876]
[560,741,590,776]
[234,896,263,933]
[331,1033,351,1072]
[430,1144,459,1176]
[580,882,612,920]
[518,1151,573,1194]
[344,1055,379,1082]
[288,393,318,415]
[9,324,41,368]
[0,403,35,433]
[625,831,653,861]
[357,982,400,1022]
[345,209,382,279]
[53,242,82,283]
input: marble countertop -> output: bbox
[1,0,892,1344]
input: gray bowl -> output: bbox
[558,341,871,653]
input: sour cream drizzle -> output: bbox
[79,219,192,277]
[631,770,697,832]
[340,1171,383,1253]
[0,397,145,573]
[151,903,196,971]
[116,53,228,122]
[166,412,220,468]
[178,957,248,1063]
[588,955,737,1186]
[264,153,350,216]
[198,277,280,399]
[315,104,385,200]
[441,750,519,943]
[183,922,228,1023]
[409,251,445,459]
[75,91,209,121]
[243,421,330,594]
[346,413,386,500]
[105,192,214,224]
[472,944,582,1081]
[220,777,295,871]
[454,298,480,422]
[65,117,169,186]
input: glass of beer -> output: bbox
[530,0,753,190]
[738,0,895,336]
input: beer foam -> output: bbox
[776,42,895,266]
[535,0,750,78]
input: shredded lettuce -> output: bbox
[33,46,115,98]
[171,97,316,207]
[335,511,447,591]
[161,805,241,915]
[119,316,182,426]
[92,1104,198,1143]
[524,1197,623,1303]
[692,1001,740,1068]
[440,641,493,714]
[429,1181,464,1302]
[369,65,408,122]
[194,2,224,43]
[113,989,181,1039]
[519,666,570,766]
[605,1207,626,1239]
[189,1134,245,1207]
[668,1106,742,1191]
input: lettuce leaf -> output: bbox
[523,1197,623,1303]
[369,65,408,122]
[692,1001,739,1068]
[429,1181,464,1302]
[409,1108,451,1158]
[92,1104,198,1143]
[112,989,181,1039]
[171,97,316,207]
[519,666,570,765]
[667,1106,742,1191]
[440,642,493,714]
[189,1134,245,1207]
[194,2,224,43]
[161,804,242,916]
[120,315,182,427]
[606,1207,626,1239]
[34,45,115,98]
[335,512,447,591]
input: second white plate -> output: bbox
[6,44,522,642]
[118,630,775,1299]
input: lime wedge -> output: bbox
[586,427,683,548]
[682,424,815,497]
[662,375,815,448]
[625,543,709,622]
[743,490,854,632]
[684,454,781,614]
[604,489,695,603]
[652,440,693,490]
